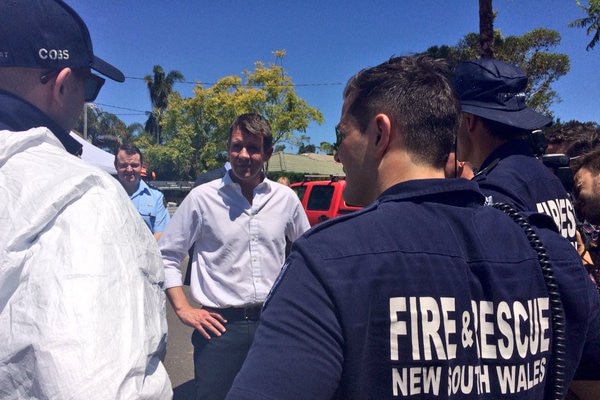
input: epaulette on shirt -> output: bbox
[146,182,164,192]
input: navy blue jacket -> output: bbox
[227,179,600,399]
[0,90,82,155]
[474,140,577,245]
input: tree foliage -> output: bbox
[74,106,136,153]
[424,28,570,115]
[570,0,600,50]
[298,143,316,154]
[319,141,334,155]
[144,55,324,180]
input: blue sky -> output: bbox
[71,0,598,151]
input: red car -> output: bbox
[291,175,361,226]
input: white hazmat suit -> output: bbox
[0,128,172,399]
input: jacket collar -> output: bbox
[0,90,82,155]
[478,140,532,173]
[377,178,486,208]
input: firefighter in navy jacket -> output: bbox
[452,58,577,247]
[226,56,600,399]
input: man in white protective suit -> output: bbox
[0,0,172,398]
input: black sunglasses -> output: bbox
[333,124,344,152]
[40,69,105,102]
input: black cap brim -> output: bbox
[91,55,125,82]
[461,104,552,130]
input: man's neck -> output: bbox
[472,135,508,170]
[378,150,445,198]
[232,174,264,204]
[123,181,141,196]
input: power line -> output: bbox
[94,77,343,119]
[94,103,148,113]
[125,75,343,87]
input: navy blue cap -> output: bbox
[453,58,551,130]
[0,0,124,82]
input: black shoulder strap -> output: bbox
[492,202,567,400]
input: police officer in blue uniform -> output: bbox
[225,56,600,399]
[452,59,577,246]
[114,143,170,240]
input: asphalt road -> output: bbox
[164,261,199,399]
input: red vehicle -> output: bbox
[290,175,361,226]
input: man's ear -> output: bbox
[264,146,273,162]
[373,114,391,158]
[462,112,478,133]
[51,68,73,106]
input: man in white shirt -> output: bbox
[159,113,310,400]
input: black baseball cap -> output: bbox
[453,58,551,130]
[0,0,124,82]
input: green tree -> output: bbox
[424,28,570,115]
[122,122,145,145]
[147,53,324,180]
[298,143,316,154]
[74,106,129,153]
[94,113,129,153]
[144,65,185,144]
[319,141,334,155]
[570,0,600,50]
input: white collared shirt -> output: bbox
[160,172,310,308]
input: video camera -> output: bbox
[541,153,574,193]
[529,129,575,193]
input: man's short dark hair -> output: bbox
[228,113,273,151]
[343,55,459,169]
[545,121,600,158]
[115,143,143,164]
[575,147,600,175]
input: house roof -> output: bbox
[267,151,344,175]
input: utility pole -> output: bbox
[83,103,88,139]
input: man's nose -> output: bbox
[239,147,250,158]
[334,151,341,163]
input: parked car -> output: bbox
[290,175,361,226]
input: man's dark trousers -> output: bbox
[192,319,258,400]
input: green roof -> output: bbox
[267,151,344,175]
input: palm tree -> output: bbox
[570,0,600,51]
[94,113,128,153]
[144,65,184,144]
[122,122,145,144]
[479,0,495,58]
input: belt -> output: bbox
[205,305,263,321]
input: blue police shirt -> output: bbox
[227,179,600,399]
[129,180,170,234]
[474,140,577,246]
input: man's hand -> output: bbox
[176,306,227,339]
[166,286,227,339]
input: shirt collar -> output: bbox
[0,90,82,155]
[479,139,532,172]
[377,178,486,207]
[221,170,272,194]
[131,179,151,198]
